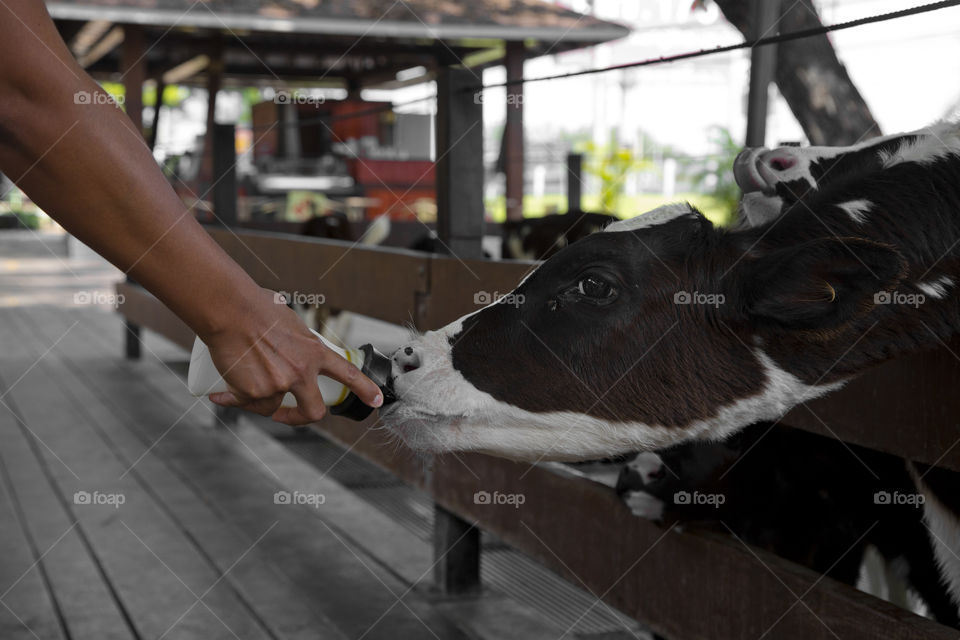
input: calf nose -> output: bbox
[759,149,798,173]
[394,344,422,374]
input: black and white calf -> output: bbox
[385,120,960,462]
[615,423,960,627]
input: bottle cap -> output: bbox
[330,344,396,421]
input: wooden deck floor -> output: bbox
[0,233,644,640]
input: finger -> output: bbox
[278,382,328,425]
[208,391,239,406]
[271,404,325,426]
[223,394,285,418]
[319,350,383,407]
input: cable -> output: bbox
[474,0,960,91]
[249,0,960,127]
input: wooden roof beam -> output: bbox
[77,25,124,68]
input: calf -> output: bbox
[615,423,960,627]
[501,210,618,260]
[384,121,960,462]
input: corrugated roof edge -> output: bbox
[47,4,630,43]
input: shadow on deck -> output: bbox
[0,232,645,640]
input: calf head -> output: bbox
[384,203,904,461]
[737,121,960,226]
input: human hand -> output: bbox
[203,288,382,425]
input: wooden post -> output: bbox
[122,26,147,360]
[199,38,223,190]
[566,152,583,213]
[433,63,483,592]
[504,41,525,221]
[212,123,237,226]
[433,504,481,594]
[745,0,780,147]
[435,65,484,260]
[148,79,166,151]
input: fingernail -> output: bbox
[373,394,383,408]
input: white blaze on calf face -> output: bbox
[386,306,841,461]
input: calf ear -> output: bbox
[743,237,906,330]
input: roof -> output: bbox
[47,1,629,43]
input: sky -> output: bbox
[465,0,960,155]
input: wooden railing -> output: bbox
[117,228,960,640]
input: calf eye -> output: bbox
[575,276,616,300]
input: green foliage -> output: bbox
[580,133,652,214]
[690,126,741,226]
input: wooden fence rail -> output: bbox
[116,228,960,639]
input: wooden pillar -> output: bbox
[121,26,147,360]
[200,38,223,189]
[566,152,583,213]
[433,62,483,592]
[148,79,166,151]
[435,65,484,260]
[504,41,525,221]
[433,504,480,594]
[745,0,780,147]
[212,123,237,226]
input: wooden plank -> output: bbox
[37,307,471,640]
[15,306,347,640]
[0,415,68,640]
[314,420,956,640]
[418,254,533,328]
[116,281,194,350]
[0,315,135,640]
[205,228,430,327]
[3,308,277,640]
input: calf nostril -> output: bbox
[395,346,422,374]
[769,155,797,172]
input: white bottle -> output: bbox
[187,329,392,420]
